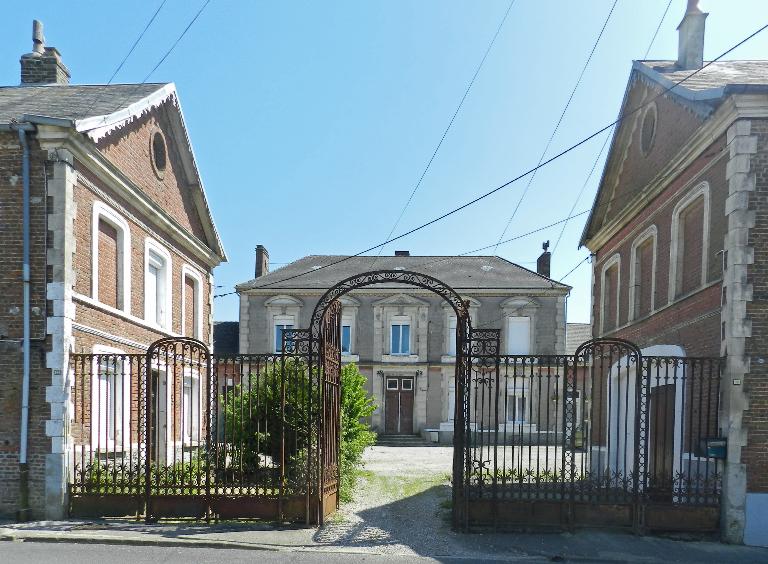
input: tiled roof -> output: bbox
[213,321,239,355]
[565,323,592,356]
[238,255,570,291]
[0,83,168,124]
[637,60,768,96]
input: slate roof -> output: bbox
[0,83,168,124]
[565,323,592,356]
[636,60,768,97]
[213,321,239,355]
[238,255,570,292]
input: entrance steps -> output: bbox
[375,434,429,447]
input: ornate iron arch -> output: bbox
[309,269,472,339]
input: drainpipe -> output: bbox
[12,122,33,521]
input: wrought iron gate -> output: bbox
[455,335,723,533]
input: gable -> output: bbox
[583,69,709,248]
[94,101,209,244]
[373,293,430,307]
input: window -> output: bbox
[182,372,200,445]
[401,378,413,391]
[629,227,657,320]
[341,324,352,354]
[447,316,457,356]
[181,266,203,339]
[670,183,710,301]
[144,240,172,329]
[91,347,130,450]
[390,316,411,355]
[387,378,399,390]
[506,395,527,423]
[506,316,531,355]
[640,103,657,156]
[151,130,167,178]
[274,315,294,352]
[600,254,621,333]
[91,202,131,313]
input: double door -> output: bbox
[385,377,414,434]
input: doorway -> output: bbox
[385,377,414,435]
[649,383,676,498]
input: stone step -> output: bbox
[375,434,428,447]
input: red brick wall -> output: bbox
[184,275,196,338]
[603,264,619,332]
[95,104,208,243]
[97,219,119,309]
[0,132,52,517]
[679,196,705,297]
[743,119,768,493]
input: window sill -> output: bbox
[342,354,360,363]
[74,292,180,338]
[381,354,420,363]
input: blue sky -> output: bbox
[3,1,767,323]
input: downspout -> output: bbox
[12,122,33,521]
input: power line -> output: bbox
[214,209,590,298]
[490,0,619,254]
[559,254,592,282]
[220,22,768,294]
[373,0,517,264]
[80,0,168,119]
[552,128,611,254]
[644,0,674,59]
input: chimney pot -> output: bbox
[255,245,269,278]
[676,1,708,71]
[537,241,551,279]
[394,250,410,257]
[20,20,70,85]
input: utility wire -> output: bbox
[219,22,768,295]
[80,0,168,119]
[490,0,619,254]
[373,0,517,264]
[552,0,675,256]
[644,0,674,59]
[96,0,213,124]
[559,254,592,282]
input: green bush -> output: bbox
[339,363,377,502]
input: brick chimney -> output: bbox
[676,0,707,71]
[255,245,269,278]
[20,20,70,85]
[536,241,551,278]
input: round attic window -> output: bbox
[151,131,167,178]
[640,104,657,156]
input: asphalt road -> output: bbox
[0,541,548,564]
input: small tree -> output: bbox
[339,363,377,502]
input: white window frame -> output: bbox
[501,297,538,355]
[447,315,458,356]
[599,254,621,334]
[273,314,295,353]
[182,369,202,446]
[390,315,411,355]
[181,265,204,339]
[91,344,131,450]
[441,298,479,360]
[265,295,303,353]
[341,316,353,355]
[506,316,532,355]
[144,238,172,330]
[628,225,658,321]
[91,202,131,313]
[506,382,529,423]
[669,182,710,302]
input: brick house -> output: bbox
[580,4,768,545]
[0,22,226,519]
[232,247,569,442]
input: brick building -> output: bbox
[0,22,226,519]
[580,3,768,546]
[233,247,569,442]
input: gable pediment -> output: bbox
[373,293,429,307]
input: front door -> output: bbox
[384,377,414,434]
[649,383,676,498]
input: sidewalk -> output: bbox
[2,518,768,563]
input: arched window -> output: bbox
[669,183,710,301]
[600,254,621,333]
[91,202,131,312]
[629,226,657,320]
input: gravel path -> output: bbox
[313,445,528,559]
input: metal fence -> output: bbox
[68,338,326,523]
[458,335,723,532]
